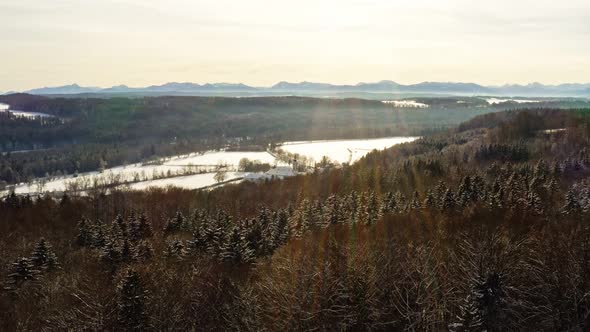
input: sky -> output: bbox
[1,0,589,91]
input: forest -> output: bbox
[2,107,590,330]
[0,93,517,185]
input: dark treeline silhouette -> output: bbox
[2,108,590,330]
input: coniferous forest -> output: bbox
[3,107,590,330]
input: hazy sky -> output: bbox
[1,0,589,91]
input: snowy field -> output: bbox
[484,98,540,105]
[126,172,246,191]
[1,137,417,196]
[163,151,277,167]
[279,137,418,164]
[0,103,53,118]
[382,100,429,108]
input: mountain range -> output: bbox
[15,81,590,97]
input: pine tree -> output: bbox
[117,269,148,331]
[244,218,264,257]
[220,225,254,264]
[204,214,226,257]
[101,240,121,273]
[91,220,107,248]
[186,224,207,256]
[442,189,456,211]
[133,241,154,262]
[323,194,342,226]
[76,217,93,247]
[366,191,381,225]
[271,208,290,248]
[525,191,543,215]
[562,189,582,215]
[30,238,60,272]
[120,238,134,263]
[458,176,473,207]
[163,211,184,235]
[534,158,548,181]
[450,272,507,332]
[164,239,185,260]
[136,213,153,239]
[4,257,40,291]
[111,214,128,240]
[424,190,436,209]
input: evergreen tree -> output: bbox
[101,240,121,273]
[450,272,507,332]
[562,189,582,215]
[133,241,154,262]
[120,238,134,263]
[186,225,207,256]
[424,190,436,209]
[220,225,254,264]
[271,208,290,248]
[524,190,543,214]
[366,191,381,225]
[204,214,225,257]
[30,238,60,272]
[164,239,185,260]
[117,269,148,331]
[4,257,40,291]
[91,220,108,248]
[163,211,185,235]
[136,213,153,239]
[112,214,128,239]
[442,189,456,211]
[76,217,93,247]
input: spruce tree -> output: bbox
[220,225,254,264]
[442,189,456,211]
[91,220,107,248]
[164,239,185,260]
[450,272,508,332]
[424,190,436,209]
[120,238,133,263]
[76,217,93,247]
[111,214,128,240]
[163,211,184,235]
[101,240,121,273]
[117,269,148,331]
[366,191,381,225]
[4,257,40,291]
[133,240,154,262]
[562,189,582,215]
[30,238,60,272]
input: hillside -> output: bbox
[0,94,507,185]
[2,108,590,330]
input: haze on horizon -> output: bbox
[1,0,589,92]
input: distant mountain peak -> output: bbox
[19,80,590,97]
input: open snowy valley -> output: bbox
[1,137,417,196]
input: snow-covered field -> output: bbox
[0,103,53,118]
[279,137,418,164]
[126,172,246,191]
[484,98,540,105]
[163,151,277,167]
[2,137,417,196]
[382,100,429,108]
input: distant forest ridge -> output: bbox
[9,80,590,97]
